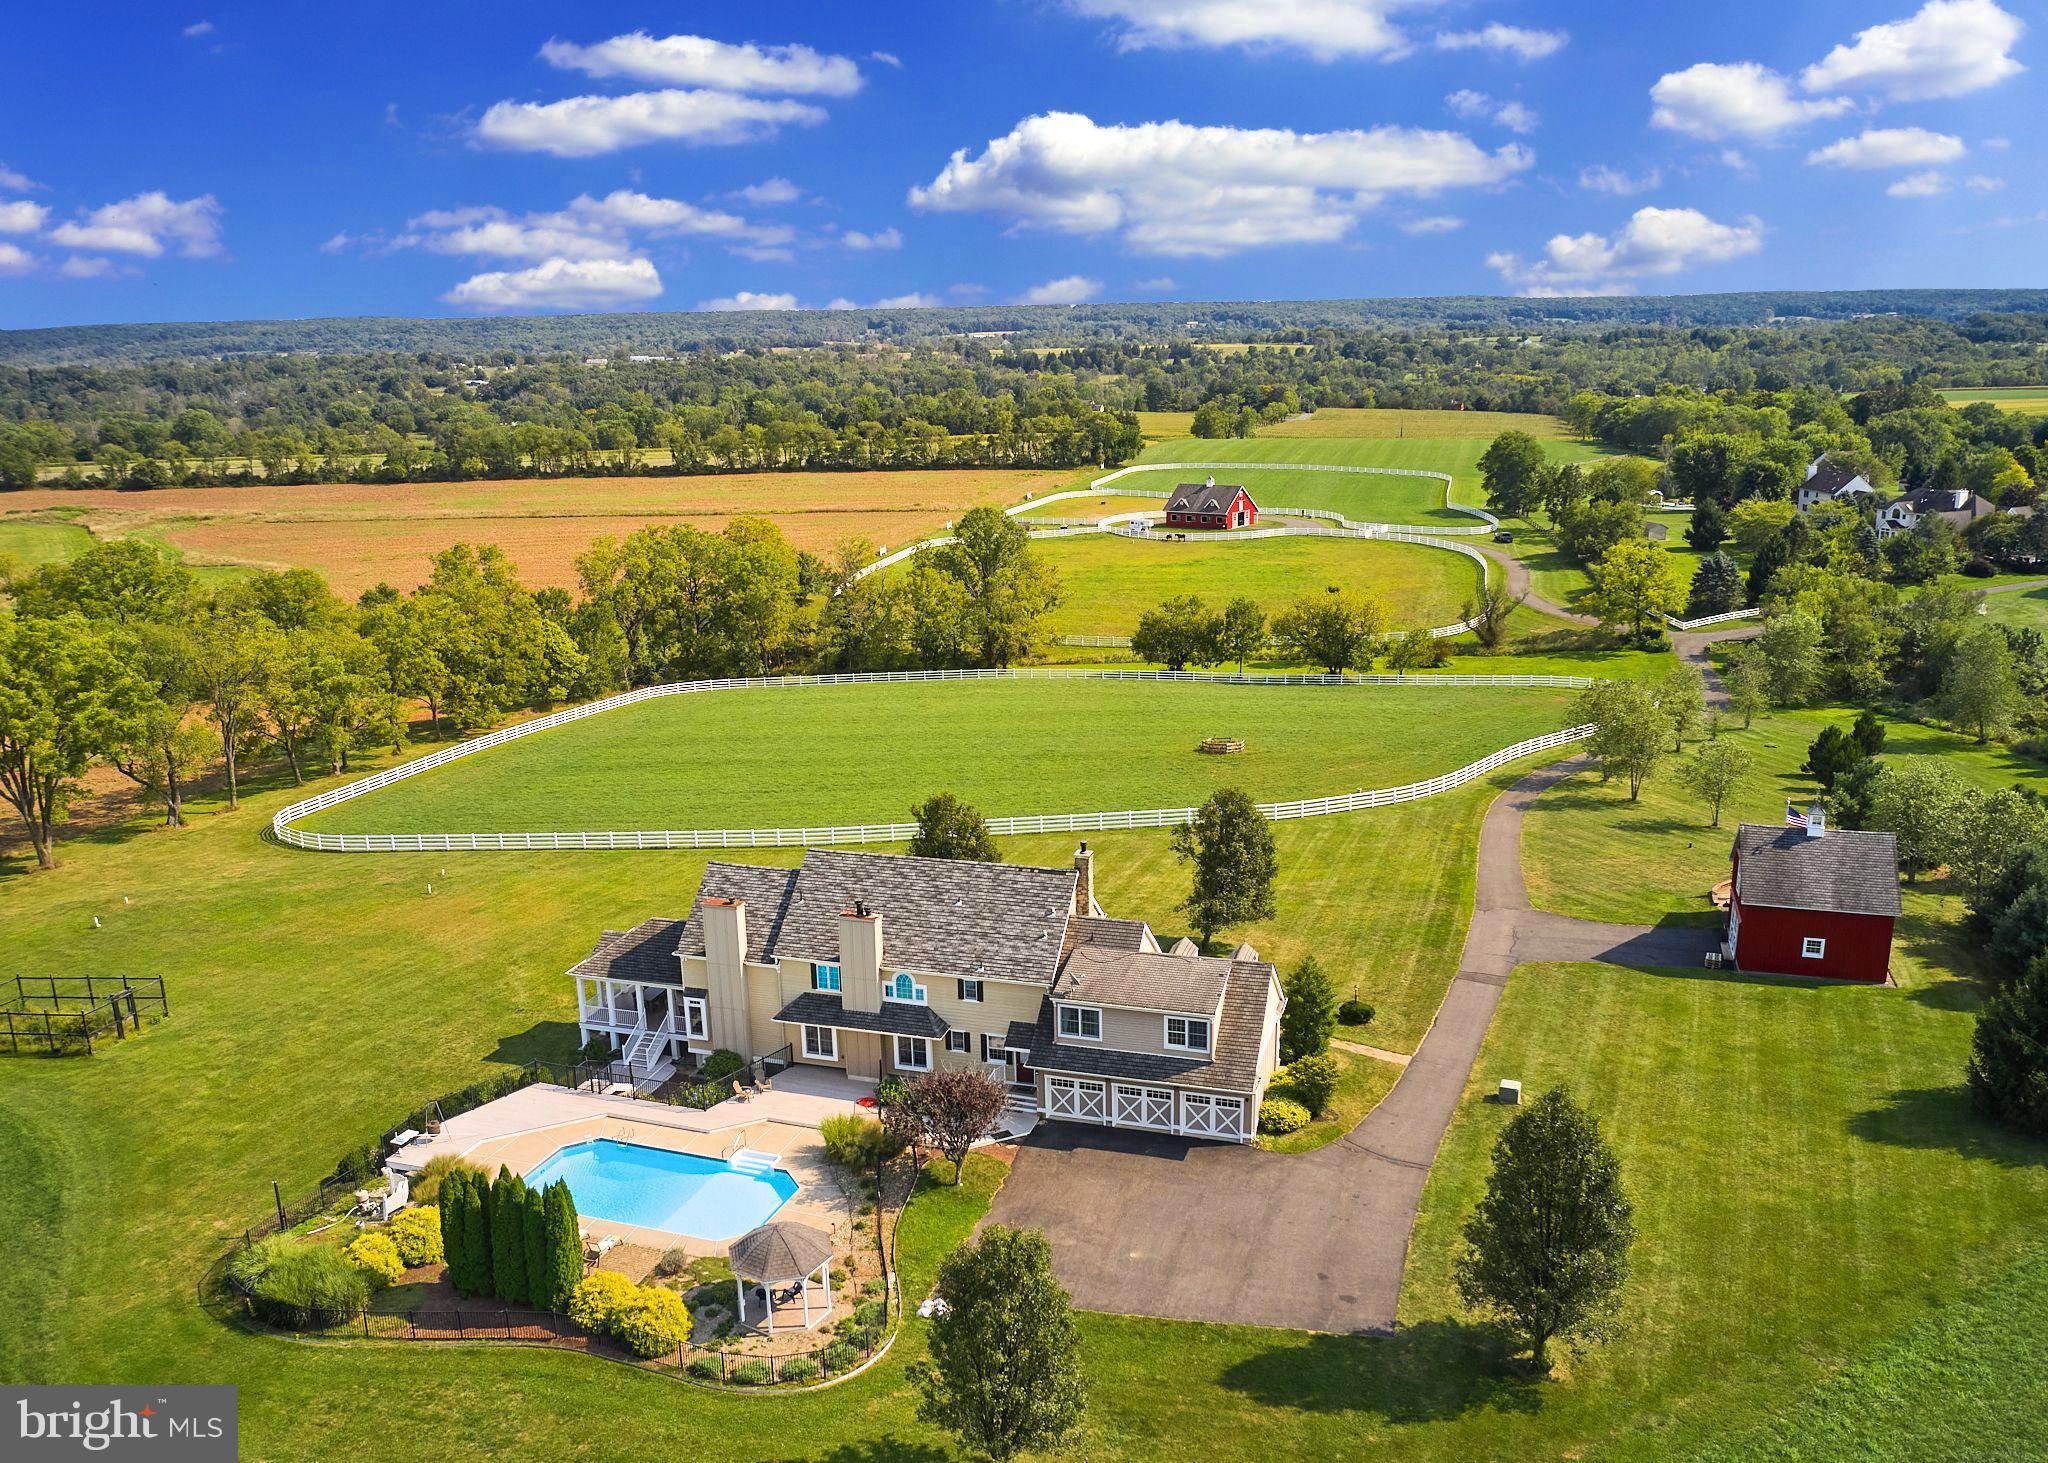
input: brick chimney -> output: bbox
[838,903,883,1013]
[1073,842,1095,916]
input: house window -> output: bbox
[1165,1016,1211,1052]
[802,1024,838,1060]
[945,1031,971,1054]
[681,997,709,1041]
[895,1035,932,1071]
[1057,1004,1102,1041]
[885,972,928,1004]
[811,962,841,992]
[1802,936,1827,959]
[981,1032,1008,1062]
[957,978,984,1003]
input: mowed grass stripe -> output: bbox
[301,679,1574,837]
[1031,533,1484,636]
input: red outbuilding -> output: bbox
[1163,478,1258,530]
[1725,805,1899,983]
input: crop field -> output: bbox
[0,519,93,569]
[299,676,1574,839]
[1262,406,1571,440]
[1030,532,1482,635]
[0,468,1059,594]
[1939,387,2048,412]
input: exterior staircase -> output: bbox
[621,1015,671,1079]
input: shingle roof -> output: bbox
[728,1221,832,1282]
[1023,959,1277,1095]
[1061,915,1152,959]
[1164,480,1250,515]
[1805,456,1867,497]
[675,862,800,964]
[774,990,950,1038]
[1052,946,1232,1017]
[569,918,689,985]
[1732,823,1901,917]
[772,849,1075,985]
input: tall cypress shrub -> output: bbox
[459,1168,494,1296]
[491,1168,530,1303]
[540,1181,582,1311]
[522,1186,549,1309]
[437,1168,468,1287]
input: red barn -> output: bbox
[1725,807,1899,983]
[1163,478,1258,530]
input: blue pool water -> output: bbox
[524,1140,798,1241]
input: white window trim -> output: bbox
[895,1035,932,1071]
[1056,1003,1103,1042]
[883,972,929,1005]
[802,1024,838,1060]
[1164,1015,1211,1053]
[812,962,842,992]
[945,1030,971,1054]
[682,996,709,1040]
[1802,936,1827,959]
[958,978,984,1003]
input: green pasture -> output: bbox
[300,677,1573,839]
[1939,387,2048,412]
[1031,531,1483,636]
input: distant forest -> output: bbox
[2,290,2045,491]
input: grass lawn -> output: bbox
[1016,492,1171,521]
[1258,1046,1402,1154]
[1262,408,1571,440]
[1980,582,2048,633]
[1521,707,2048,928]
[1029,531,1483,635]
[0,519,94,569]
[300,677,1573,839]
[1501,520,1708,616]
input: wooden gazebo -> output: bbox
[728,1220,834,1334]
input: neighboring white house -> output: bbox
[1794,455,1876,513]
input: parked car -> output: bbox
[1493,529,1514,543]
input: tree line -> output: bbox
[0,510,1065,869]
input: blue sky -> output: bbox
[0,1,2037,327]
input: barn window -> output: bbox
[1801,936,1826,959]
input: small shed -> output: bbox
[729,1220,835,1333]
[1726,806,1899,982]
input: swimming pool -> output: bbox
[523,1139,799,1241]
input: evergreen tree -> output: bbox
[1170,787,1278,948]
[1803,725,1867,791]
[458,1168,494,1296]
[539,1180,582,1311]
[1686,552,1744,617]
[490,1167,530,1304]
[1969,954,2048,1137]
[1456,1087,1634,1374]
[917,1225,1086,1462]
[1279,955,1338,1063]
[1684,498,1726,552]
[1831,757,1885,831]
[522,1186,549,1308]
[1850,708,1888,758]
[437,1167,469,1289]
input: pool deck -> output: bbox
[388,1069,872,1257]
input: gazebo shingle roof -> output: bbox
[728,1221,833,1283]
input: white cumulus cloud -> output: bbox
[841,226,903,251]
[731,177,803,205]
[1018,275,1104,305]
[909,111,1531,258]
[0,199,48,233]
[1132,275,1178,290]
[59,256,121,279]
[1434,24,1566,61]
[538,32,864,96]
[1801,0,2024,102]
[1401,215,1463,234]
[697,290,800,311]
[1489,205,1764,296]
[444,257,664,311]
[1807,127,1966,169]
[827,292,943,309]
[48,191,223,257]
[1650,62,1852,140]
[405,191,785,263]
[1063,0,1432,61]
[1887,171,1950,197]
[476,89,826,157]
[1446,90,1537,134]
[0,242,34,274]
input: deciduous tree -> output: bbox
[917,1225,1086,1462]
[1681,739,1750,827]
[1478,430,1549,521]
[882,1069,1010,1182]
[1279,955,1338,1064]
[1271,589,1387,675]
[1943,625,2020,743]
[1130,594,1219,672]
[1573,680,1666,799]
[1587,540,1684,637]
[1213,596,1268,673]
[1456,1087,1634,1374]
[1171,787,1278,948]
[908,792,1000,863]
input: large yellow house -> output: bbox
[570,845,1285,1143]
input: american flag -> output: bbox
[1785,799,1808,826]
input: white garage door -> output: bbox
[1045,1075,1109,1124]
[1113,1084,1175,1131]
[1180,1092,1246,1140]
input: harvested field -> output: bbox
[0,468,1058,594]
